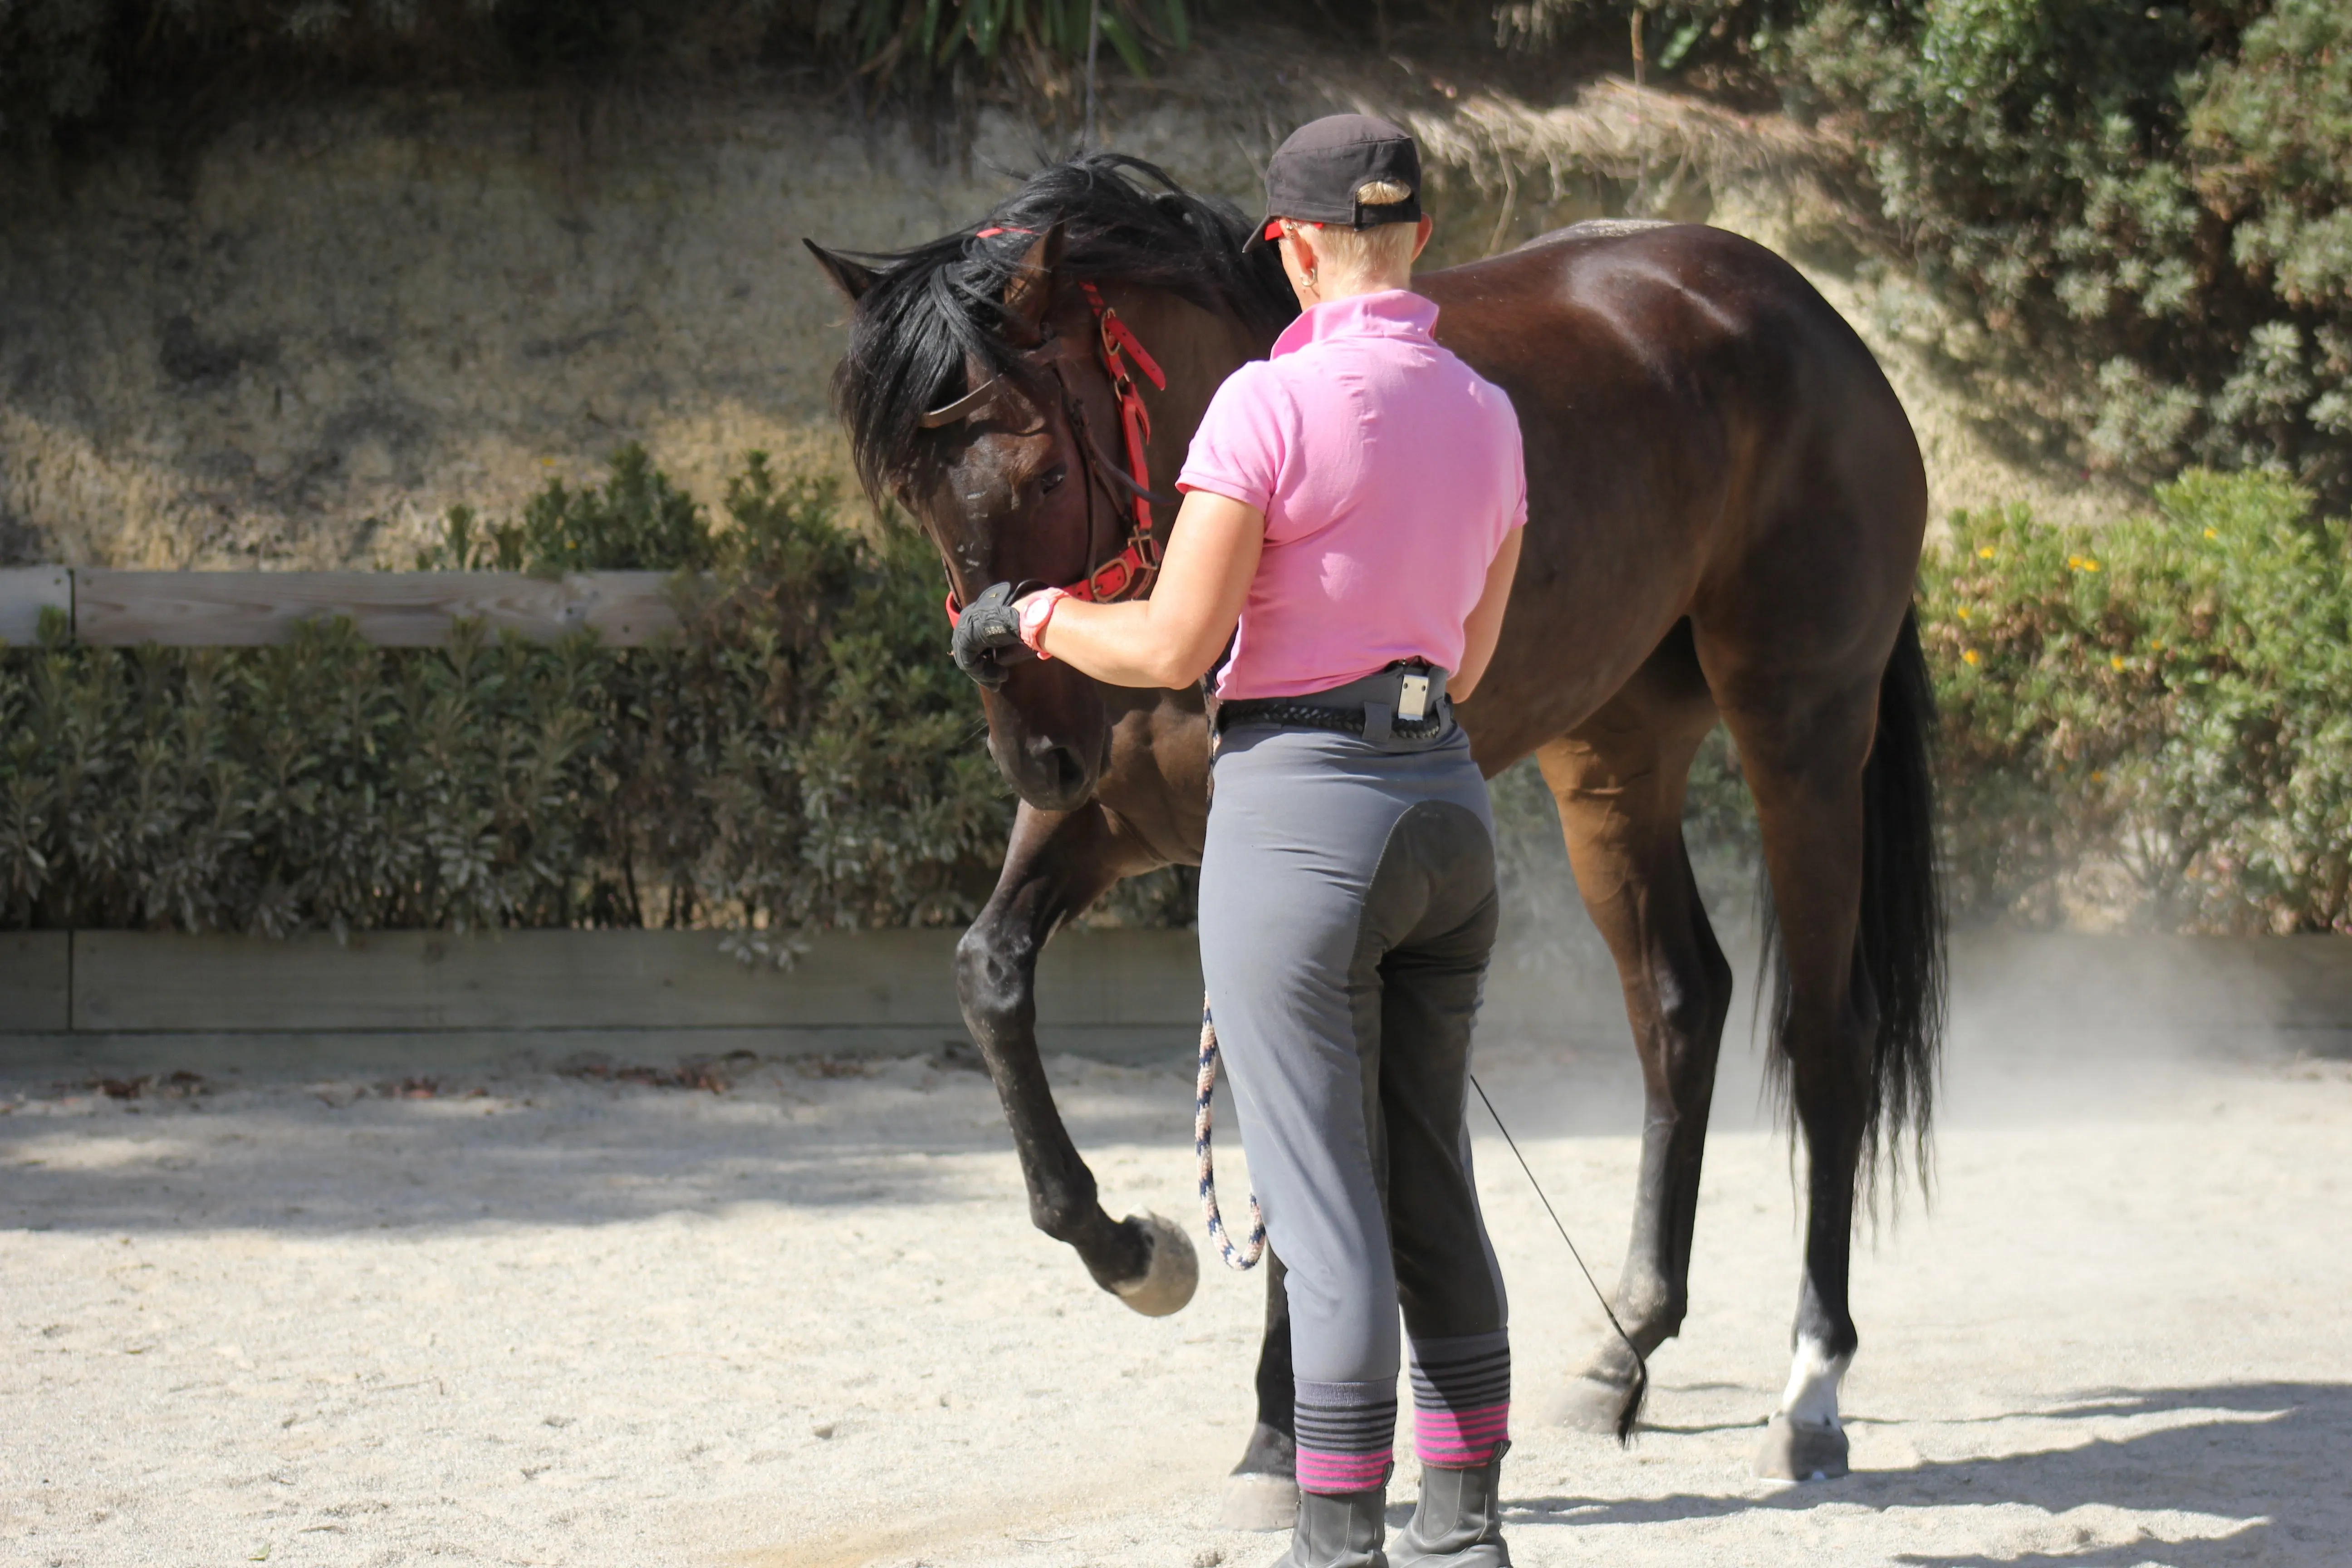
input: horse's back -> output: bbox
[1423,222,1906,450]
[1418,223,1926,757]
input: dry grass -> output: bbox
[1397,76,1842,210]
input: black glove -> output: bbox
[952,580,1026,689]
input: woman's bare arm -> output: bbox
[1029,490,1264,689]
[1448,529,1522,703]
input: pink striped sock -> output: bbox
[1410,1331,1511,1467]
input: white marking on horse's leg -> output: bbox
[1775,1337,1852,1431]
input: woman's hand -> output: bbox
[950,581,1028,689]
[1029,490,1266,690]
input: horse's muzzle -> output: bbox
[998,731,1099,811]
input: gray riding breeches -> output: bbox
[1197,713,1510,1493]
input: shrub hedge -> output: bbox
[1923,468,2352,933]
[0,450,1011,945]
[8,446,2351,940]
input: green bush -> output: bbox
[1923,468,2352,932]
[420,443,713,573]
[0,449,1011,940]
[25,436,2352,948]
[1788,0,2352,503]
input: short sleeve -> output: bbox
[1178,363,1289,514]
[1505,418,1529,531]
[1476,382,1526,533]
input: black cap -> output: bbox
[1252,114,1422,247]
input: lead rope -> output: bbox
[1194,1002,1266,1269]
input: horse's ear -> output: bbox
[804,239,880,304]
[1002,222,1066,343]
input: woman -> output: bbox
[956,115,1525,1568]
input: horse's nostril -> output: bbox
[1024,742,1089,802]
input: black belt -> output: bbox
[1215,663,1451,743]
[1216,699,1449,739]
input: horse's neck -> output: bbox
[1101,284,1275,487]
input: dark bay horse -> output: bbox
[807,155,1941,1518]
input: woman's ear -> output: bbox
[1411,214,1434,262]
[1283,223,1323,300]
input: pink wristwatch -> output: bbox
[1018,588,1069,658]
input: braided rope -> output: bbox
[1195,1001,1265,1270]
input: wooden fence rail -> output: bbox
[0,568,682,647]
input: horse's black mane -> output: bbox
[833,154,1297,498]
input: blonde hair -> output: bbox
[1288,179,1420,288]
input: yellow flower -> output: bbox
[2084,558,2100,571]
[1978,546,1997,559]
[2111,655,2125,671]
[2205,528,2219,539]
[1956,606,1971,620]
[2091,770,2107,784]
[1962,649,1980,666]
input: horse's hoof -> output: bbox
[1540,1373,1635,1435]
[1108,1212,1198,1317]
[1753,1413,1849,1481]
[1218,1472,1298,1532]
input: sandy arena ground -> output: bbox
[3,995,2348,1568]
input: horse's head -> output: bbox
[811,161,1291,814]
[811,224,1130,809]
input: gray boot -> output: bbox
[1388,1446,1509,1568]
[1279,1486,1388,1568]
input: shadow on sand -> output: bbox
[1514,1383,2346,1564]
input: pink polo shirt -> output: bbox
[1176,289,1525,702]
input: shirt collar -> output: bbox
[1269,289,1441,359]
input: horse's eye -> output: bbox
[1039,465,1068,496]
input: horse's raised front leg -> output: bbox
[1529,640,1733,1431]
[958,798,1198,1313]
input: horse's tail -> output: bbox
[1761,606,1946,1197]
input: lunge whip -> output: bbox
[1469,1072,1648,1444]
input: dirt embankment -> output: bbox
[0,34,2130,571]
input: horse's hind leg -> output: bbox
[1218,1250,1299,1530]
[1714,675,1883,1480]
[1529,631,1735,1430]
